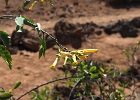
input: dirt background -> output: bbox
[0,0,140,99]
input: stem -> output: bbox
[17,76,73,100]
[68,79,81,100]
[41,30,70,52]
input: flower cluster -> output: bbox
[50,49,98,69]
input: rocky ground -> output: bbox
[0,0,140,99]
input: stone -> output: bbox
[11,29,40,52]
[120,22,138,38]
[11,29,29,46]
[94,29,102,35]
[21,38,40,52]
[8,46,18,54]
[54,20,97,48]
[20,50,31,56]
[131,17,140,28]
[104,20,122,35]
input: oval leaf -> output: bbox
[22,0,30,8]
[89,66,97,73]
[0,31,10,48]
[0,92,13,99]
[0,45,12,69]
[14,81,21,89]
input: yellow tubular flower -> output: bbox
[60,51,71,57]
[72,54,78,66]
[77,50,85,54]
[63,56,68,66]
[40,0,44,2]
[78,55,88,60]
[50,57,59,69]
[83,49,98,53]
[29,1,37,10]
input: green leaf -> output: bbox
[99,84,104,94]
[124,50,130,58]
[85,83,90,95]
[116,88,125,95]
[22,16,35,28]
[100,67,104,73]
[15,16,24,27]
[16,25,23,32]
[0,31,10,48]
[39,37,46,58]
[0,90,5,93]
[14,81,21,89]
[90,73,102,79]
[90,93,95,100]
[0,92,13,99]
[89,66,97,73]
[22,0,30,8]
[39,45,43,58]
[0,45,12,69]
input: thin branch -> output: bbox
[41,30,70,52]
[68,79,81,100]
[17,76,73,100]
[0,87,4,90]
[0,15,15,19]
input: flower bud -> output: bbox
[29,1,37,10]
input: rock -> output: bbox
[131,17,140,28]
[54,19,75,37]
[50,7,56,13]
[11,29,40,52]
[54,19,97,48]
[118,75,132,86]
[73,1,79,6]
[94,29,102,35]
[104,20,122,35]
[71,36,82,49]
[120,22,138,38]
[8,46,18,54]
[20,50,31,56]
[46,35,56,49]
[59,13,67,18]
[104,58,112,63]
[11,29,29,46]
[21,38,40,52]
[105,0,133,6]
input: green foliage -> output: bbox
[22,0,30,8]
[1,0,140,100]
[0,91,13,100]
[39,37,46,58]
[0,31,10,48]
[13,81,21,89]
[0,45,12,69]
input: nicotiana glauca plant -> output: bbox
[0,0,140,100]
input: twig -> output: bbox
[41,30,70,52]
[17,76,73,100]
[68,79,81,100]
[0,87,4,90]
[0,15,15,19]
